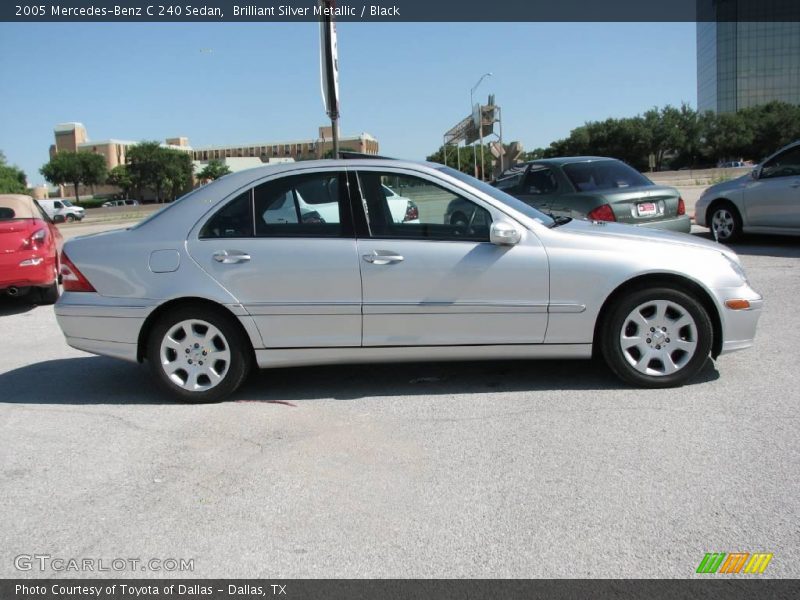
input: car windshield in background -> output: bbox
[563,160,653,192]
[436,166,555,227]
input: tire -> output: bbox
[65,214,76,223]
[601,287,713,388]
[146,305,252,403]
[708,202,742,243]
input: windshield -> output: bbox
[562,160,652,192]
[62,200,73,207]
[435,166,555,227]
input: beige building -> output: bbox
[49,122,380,199]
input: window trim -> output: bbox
[197,169,355,240]
[351,168,496,244]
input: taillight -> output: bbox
[22,228,47,249]
[587,204,616,222]
[403,200,419,222]
[60,252,96,292]
[677,197,686,216]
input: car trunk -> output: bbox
[0,219,33,254]
[604,185,681,224]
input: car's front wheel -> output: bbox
[709,202,742,243]
[601,287,713,388]
[147,305,252,402]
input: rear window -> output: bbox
[563,161,652,192]
[0,197,36,219]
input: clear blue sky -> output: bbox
[0,22,697,185]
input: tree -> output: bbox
[106,165,134,197]
[40,151,106,201]
[0,151,27,194]
[196,159,232,182]
[426,144,497,179]
[127,142,193,202]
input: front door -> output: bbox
[187,169,362,348]
[353,169,549,347]
[745,145,800,228]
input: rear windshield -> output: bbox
[563,160,652,192]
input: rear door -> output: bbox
[352,168,549,347]
[186,169,363,348]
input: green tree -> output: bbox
[106,165,134,197]
[426,144,497,179]
[127,142,193,202]
[0,151,28,194]
[196,159,232,182]
[39,151,106,201]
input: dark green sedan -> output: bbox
[492,157,691,233]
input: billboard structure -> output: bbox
[442,96,502,179]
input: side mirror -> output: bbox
[750,167,761,180]
[490,221,521,246]
[52,214,66,224]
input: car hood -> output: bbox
[557,218,739,261]
[703,173,751,196]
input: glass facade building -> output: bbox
[697,17,800,113]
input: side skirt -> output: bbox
[254,344,592,369]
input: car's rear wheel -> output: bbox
[147,305,252,403]
[709,202,742,243]
[601,287,712,388]
[36,265,60,305]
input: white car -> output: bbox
[38,199,85,223]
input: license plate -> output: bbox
[637,202,657,217]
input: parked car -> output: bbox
[490,157,690,233]
[696,140,800,242]
[102,199,140,208]
[0,194,63,303]
[54,159,761,402]
[39,198,85,222]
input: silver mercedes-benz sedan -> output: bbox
[54,159,763,402]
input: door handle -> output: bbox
[362,251,404,265]
[213,250,251,264]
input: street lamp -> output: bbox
[470,72,492,179]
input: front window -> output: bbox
[436,166,555,227]
[358,171,492,242]
[761,146,800,179]
[562,160,652,192]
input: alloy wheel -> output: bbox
[159,319,231,392]
[619,300,698,377]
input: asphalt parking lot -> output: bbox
[0,224,798,579]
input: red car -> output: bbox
[0,194,63,304]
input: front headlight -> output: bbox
[723,253,749,284]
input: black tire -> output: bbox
[601,287,713,388]
[146,304,252,403]
[708,201,743,243]
[65,214,76,223]
[37,281,60,305]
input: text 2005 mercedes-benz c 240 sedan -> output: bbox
[54,160,763,402]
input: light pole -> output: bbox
[470,72,492,179]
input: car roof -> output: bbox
[526,156,621,167]
[131,159,448,235]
